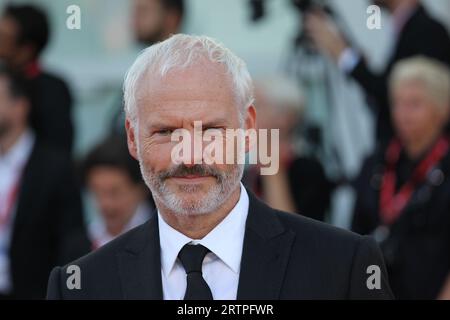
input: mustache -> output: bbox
[158,164,223,181]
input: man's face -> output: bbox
[87,166,144,227]
[126,62,255,216]
[132,0,166,45]
[392,80,448,146]
[0,16,20,66]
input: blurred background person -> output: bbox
[82,134,153,250]
[0,67,89,299]
[305,0,450,146]
[110,0,185,133]
[352,56,450,299]
[133,0,184,45]
[243,75,332,221]
[0,4,74,154]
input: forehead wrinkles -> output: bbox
[134,67,239,123]
[136,60,234,99]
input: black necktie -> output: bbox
[178,244,213,300]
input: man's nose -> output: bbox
[182,129,203,167]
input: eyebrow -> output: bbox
[201,118,229,128]
[147,117,230,131]
[147,124,179,132]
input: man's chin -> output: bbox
[169,197,217,216]
[158,187,220,216]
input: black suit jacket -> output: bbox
[9,141,90,299]
[47,190,393,300]
[350,5,450,144]
[29,71,74,154]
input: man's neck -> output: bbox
[157,186,241,239]
[0,126,27,156]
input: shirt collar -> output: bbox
[0,129,35,169]
[89,201,151,248]
[158,183,249,277]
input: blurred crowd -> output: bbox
[0,0,449,300]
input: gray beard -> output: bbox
[138,160,244,216]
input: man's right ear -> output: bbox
[125,118,138,160]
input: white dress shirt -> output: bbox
[158,183,249,300]
[0,130,35,293]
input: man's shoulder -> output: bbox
[246,198,392,299]
[63,219,151,273]
[247,191,366,255]
[35,71,68,86]
[33,71,72,100]
[47,219,157,299]
[274,208,364,246]
[408,5,450,39]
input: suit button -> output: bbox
[370,173,382,190]
[428,169,444,186]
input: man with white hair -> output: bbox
[47,34,392,300]
[352,56,450,299]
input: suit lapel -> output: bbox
[237,192,295,299]
[116,216,163,299]
[116,189,295,300]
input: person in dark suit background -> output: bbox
[305,0,450,145]
[0,67,89,299]
[0,4,74,154]
[82,134,154,250]
[47,34,392,300]
[243,75,332,221]
[110,0,185,134]
[352,56,450,299]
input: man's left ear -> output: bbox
[125,118,139,160]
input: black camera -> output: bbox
[291,0,328,13]
[249,0,331,49]
[249,0,328,21]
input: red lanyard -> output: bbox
[379,136,449,225]
[0,180,21,228]
[24,60,41,79]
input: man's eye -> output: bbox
[155,129,173,135]
[203,127,225,132]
